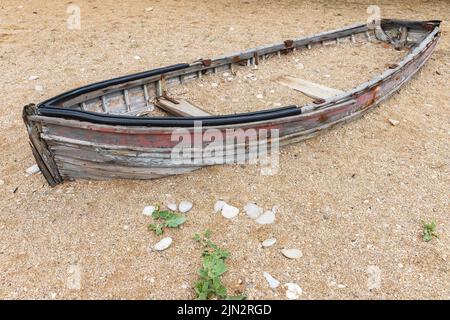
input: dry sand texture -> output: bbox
[0,0,449,299]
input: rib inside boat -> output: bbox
[23,19,441,186]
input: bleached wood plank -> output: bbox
[277,76,344,100]
[155,98,211,117]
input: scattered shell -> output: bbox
[214,200,226,213]
[244,203,263,219]
[388,118,400,126]
[178,201,193,213]
[153,237,172,251]
[262,238,277,248]
[167,202,178,211]
[285,283,303,300]
[263,272,280,289]
[25,164,40,175]
[221,203,239,219]
[281,248,303,259]
[142,205,156,216]
[255,211,275,224]
[256,94,264,99]
[28,75,39,81]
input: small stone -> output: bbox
[296,63,304,69]
[244,203,263,219]
[285,283,303,300]
[222,72,230,77]
[145,7,153,12]
[324,74,331,78]
[167,202,177,211]
[0,180,4,186]
[178,201,193,213]
[229,26,235,32]
[337,284,347,289]
[256,94,263,99]
[133,55,141,60]
[153,237,172,251]
[28,75,39,81]
[123,225,129,230]
[388,118,400,126]
[34,85,43,92]
[281,248,302,259]
[211,82,218,88]
[273,102,282,107]
[221,204,239,219]
[49,292,57,299]
[25,164,40,175]
[255,211,275,224]
[262,238,277,248]
[214,200,226,213]
[263,272,280,289]
[142,205,156,216]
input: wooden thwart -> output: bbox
[277,75,344,100]
[155,97,211,117]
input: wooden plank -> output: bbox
[154,98,211,117]
[277,76,344,100]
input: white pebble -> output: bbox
[142,205,156,216]
[255,211,275,224]
[177,201,192,213]
[167,202,177,211]
[296,63,305,69]
[281,248,302,259]
[145,7,153,12]
[263,272,280,289]
[273,102,282,107]
[262,238,277,248]
[34,85,43,92]
[222,72,230,77]
[25,164,40,175]
[285,283,303,300]
[153,237,172,251]
[221,203,239,219]
[211,82,218,88]
[388,118,400,126]
[256,94,264,99]
[214,200,226,213]
[28,75,39,81]
[244,203,263,219]
[133,55,141,60]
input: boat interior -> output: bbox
[36,19,439,122]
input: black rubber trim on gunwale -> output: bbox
[37,63,191,108]
[38,106,302,127]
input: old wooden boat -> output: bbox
[23,19,441,186]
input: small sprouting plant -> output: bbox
[422,221,438,242]
[193,230,246,300]
[147,205,186,235]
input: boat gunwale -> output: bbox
[33,19,440,128]
[30,22,441,133]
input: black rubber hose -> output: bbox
[38,105,302,127]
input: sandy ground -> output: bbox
[0,0,449,300]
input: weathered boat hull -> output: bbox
[23,19,441,186]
